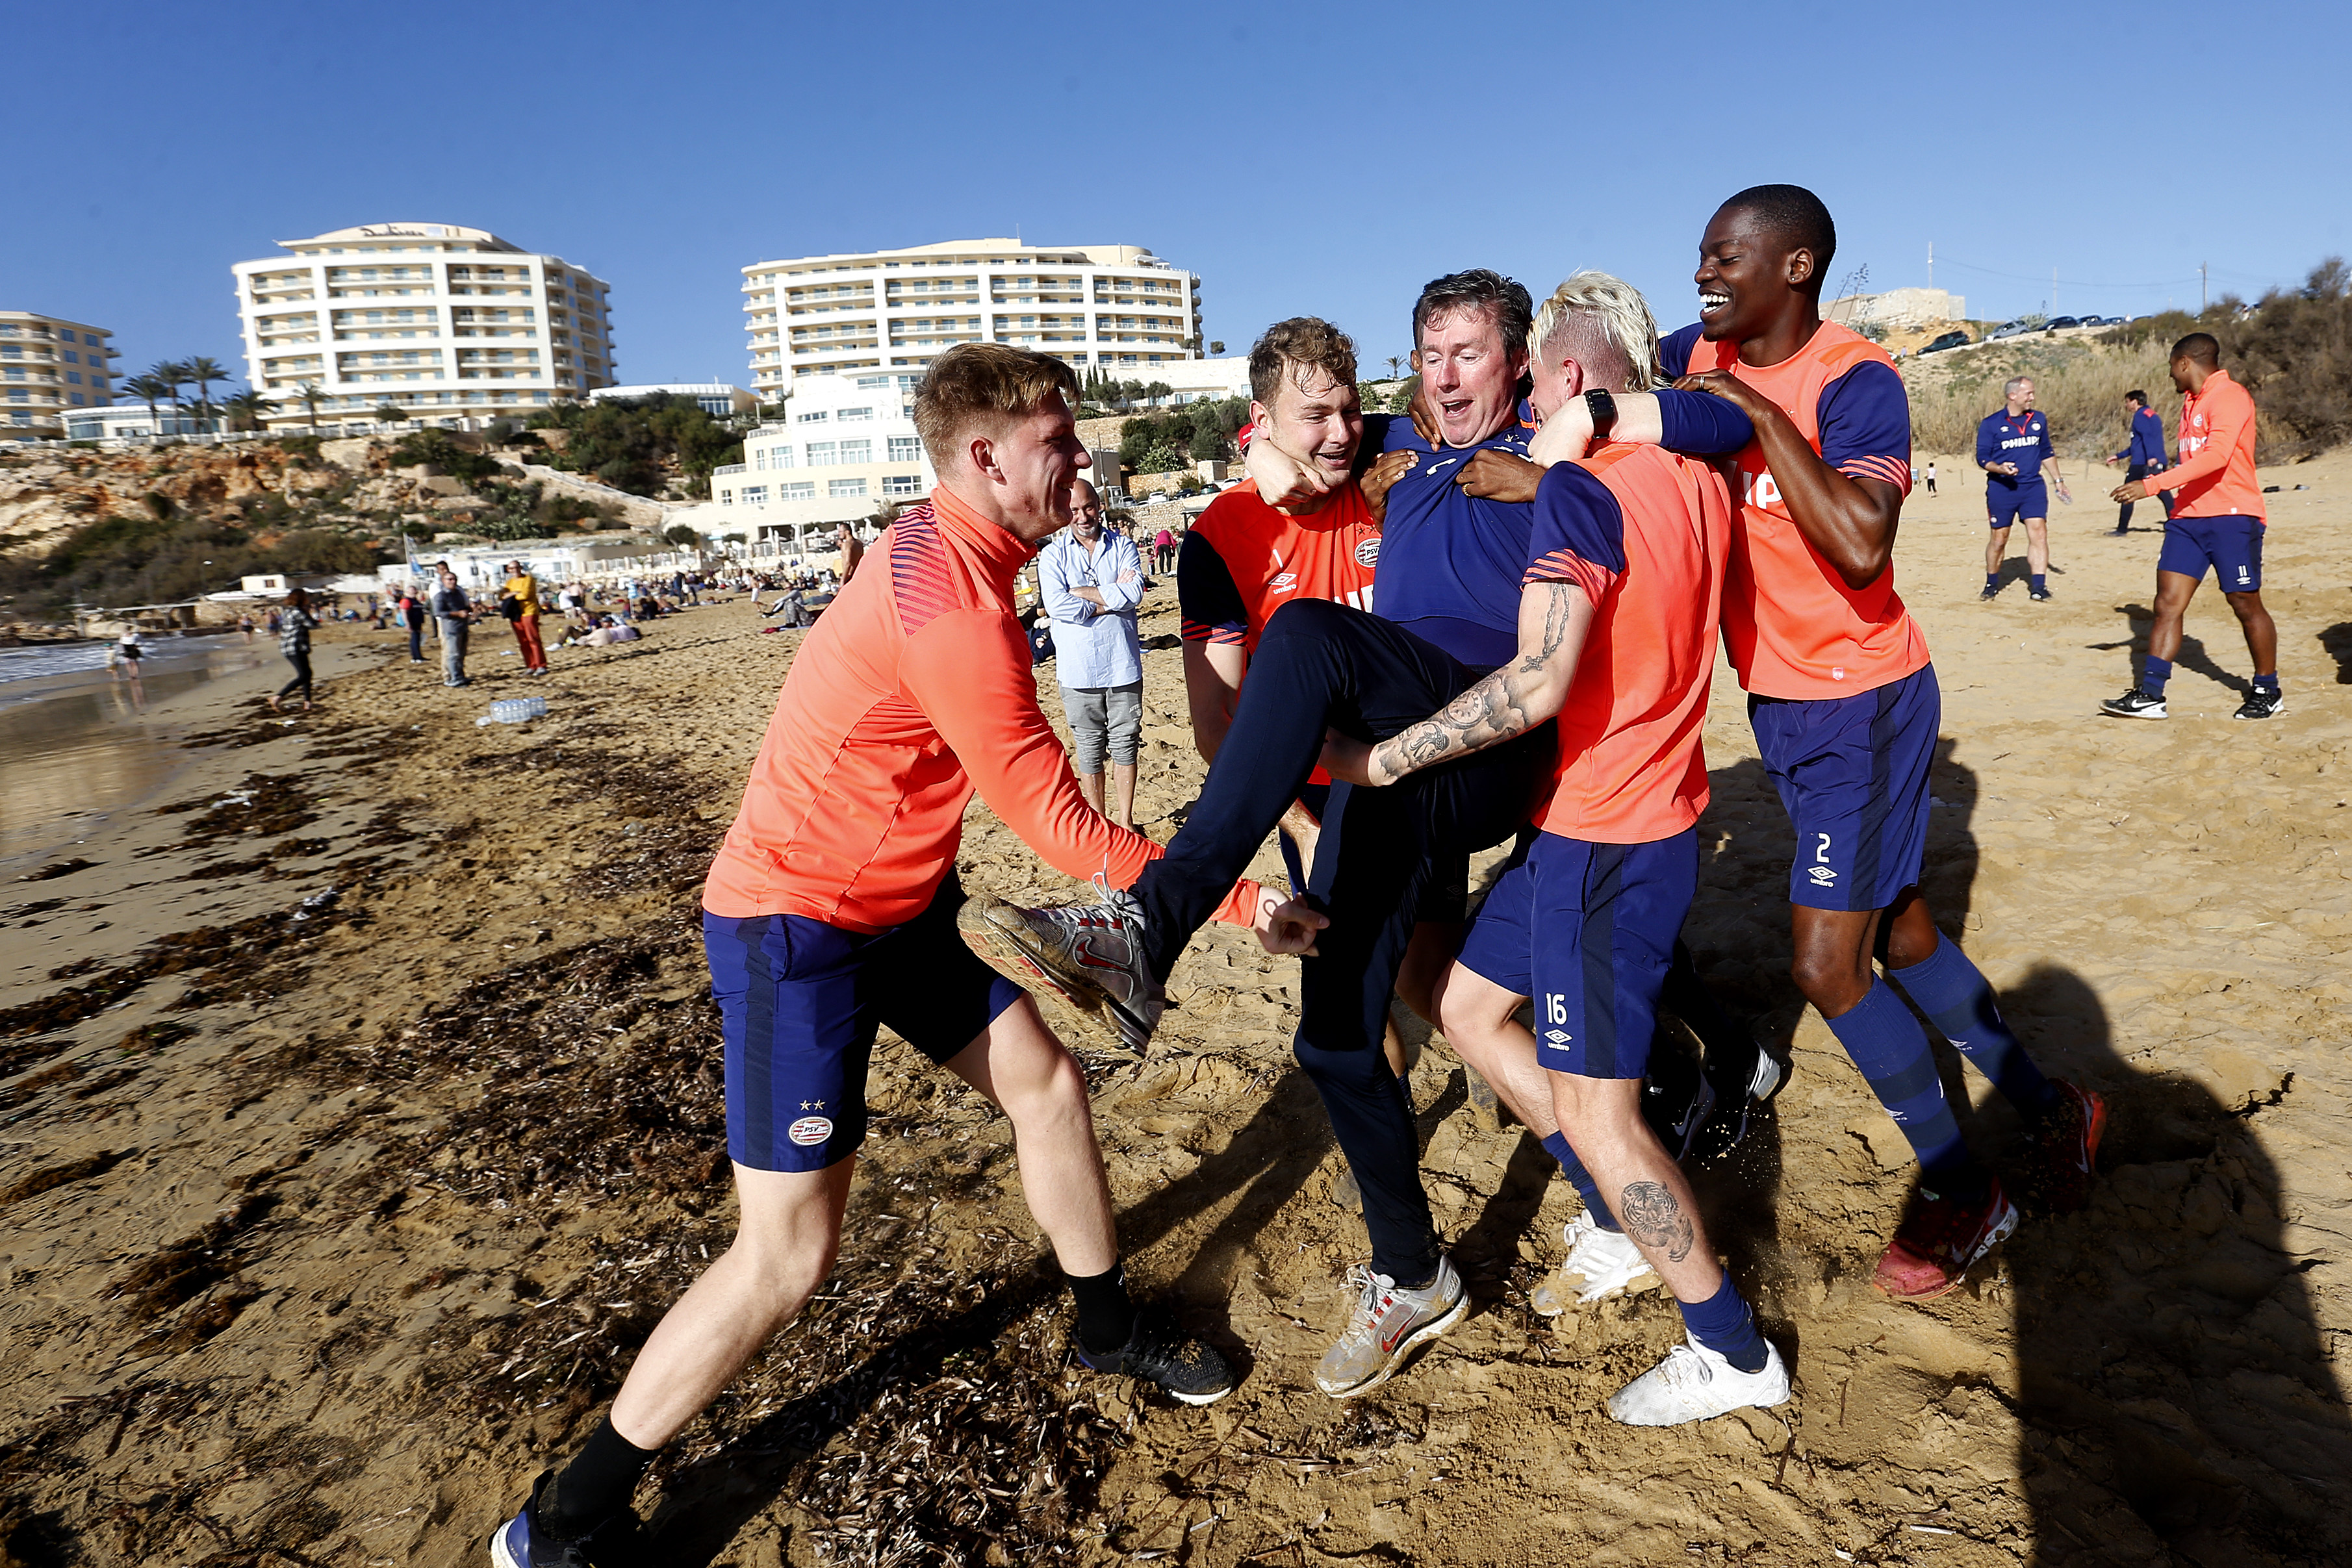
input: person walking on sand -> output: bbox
[1976,377,2068,601]
[400,589,427,664]
[503,561,550,676]
[111,624,146,705]
[268,589,318,712]
[2103,388,2173,535]
[431,563,474,689]
[1924,458,1937,496]
[1040,477,1146,829]
[2102,333,2280,720]
[487,344,1300,1567]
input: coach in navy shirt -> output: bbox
[1975,375,2068,601]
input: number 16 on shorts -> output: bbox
[1543,993,1572,1047]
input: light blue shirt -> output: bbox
[1038,525,1144,689]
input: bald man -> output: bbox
[1975,377,2067,601]
[1040,477,1147,827]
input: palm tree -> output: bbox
[293,382,326,433]
[223,389,275,433]
[182,356,231,431]
[149,360,192,421]
[1385,355,1405,383]
[121,372,173,432]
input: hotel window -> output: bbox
[856,375,890,388]
[742,485,768,504]
[838,439,872,464]
[769,446,795,468]
[806,441,837,466]
[797,409,828,424]
[67,372,82,385]
[828,478,867,499]
[64,351,80,364]
[883,474,922,496]
[58,331,77,343]
[838,406,873,422]
[720,488,735,505]
[888,436,921,463]
[781,481,814,499]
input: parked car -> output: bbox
[2046,316,2084,331]
[1145,491,1168,503]
[1920,330,1971,354]
[1988,318,2038,341]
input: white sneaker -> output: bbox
[958,877,1164,1051]
[1314,1257,1468,1398]
[1607,1333,1791,1426]
[1530,1214,1660,1315]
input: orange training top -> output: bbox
[704,486,1257,933]
[1177,480,1381,651]
[2147,368,2266,522]
[1523,444,1732,844]
[1675,320,1929,700]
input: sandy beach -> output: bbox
[3,451,2349,1567]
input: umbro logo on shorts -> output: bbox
[789,1115,834,1146]
[1544,1029,1571,1045]
[1809,866,1838,885]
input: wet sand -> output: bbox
[1,455,2348,1567]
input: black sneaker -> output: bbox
[1978,583,2000,601]
[2100,687,2167,720]
[1076,1313,1234,1405]
[2232,688,2286,720]
[489,1470,646,1567]
[2029,586,2053,602]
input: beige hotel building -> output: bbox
[231,223,616,433]
[740,238,1201,397]
[1,310,116,438]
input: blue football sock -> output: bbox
[2252,672,2281,692]
[2030,572,2047,594]
[1540,1130,1618,1230]
[1676,1271,1769,1374]
[1886,939,2060,1123]
[2142,655,2173,694]
[1826,979,1984,1200]
[1984,573,1999,590]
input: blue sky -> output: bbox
[10,2,2346,392]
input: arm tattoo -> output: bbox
[1371,582,1578,781]
[1618,1182,1694,1263]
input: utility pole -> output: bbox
[2052,267,2058,317]
[2201,262,2208,314]
[1927,241,1934,290]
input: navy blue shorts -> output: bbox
[1748,663,1939,913]
[703,879,1025,1172]
[2157,514,2264,592]
[1455,828,1697,1080]
[1986,481,2047,529]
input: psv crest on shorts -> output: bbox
[788,1115,834,1146]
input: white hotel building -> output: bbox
[689,370,932,554]
[231,223,615,434]
[740,238,1202,397]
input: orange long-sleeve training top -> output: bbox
[2147,368,2267,523]
[704,484,1257,934]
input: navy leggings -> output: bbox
[1132,598,1550,1282]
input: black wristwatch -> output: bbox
[1584,388,1617,439]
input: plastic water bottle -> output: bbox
[488,697,546,724]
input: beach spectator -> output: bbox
[111,625,146,705]
[1153,524,1177,573]
[834,523,864,584]
[400,590,427,664]
[431,563,474,688]
[1924,459,1937,495]
[1040,477,1145,829]
[504,560,550,676]
[268,588,318,712]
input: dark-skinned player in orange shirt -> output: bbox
[1653,185,2104,1300]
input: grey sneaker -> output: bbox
[1529,1214,1661,1315]
[958,878,1164,1051]
[1314,1258,1468,1398]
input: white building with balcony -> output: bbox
[683,371,933,557]
[739,238,1203,400]
[2,311,116,438]
[231,222,615,435]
